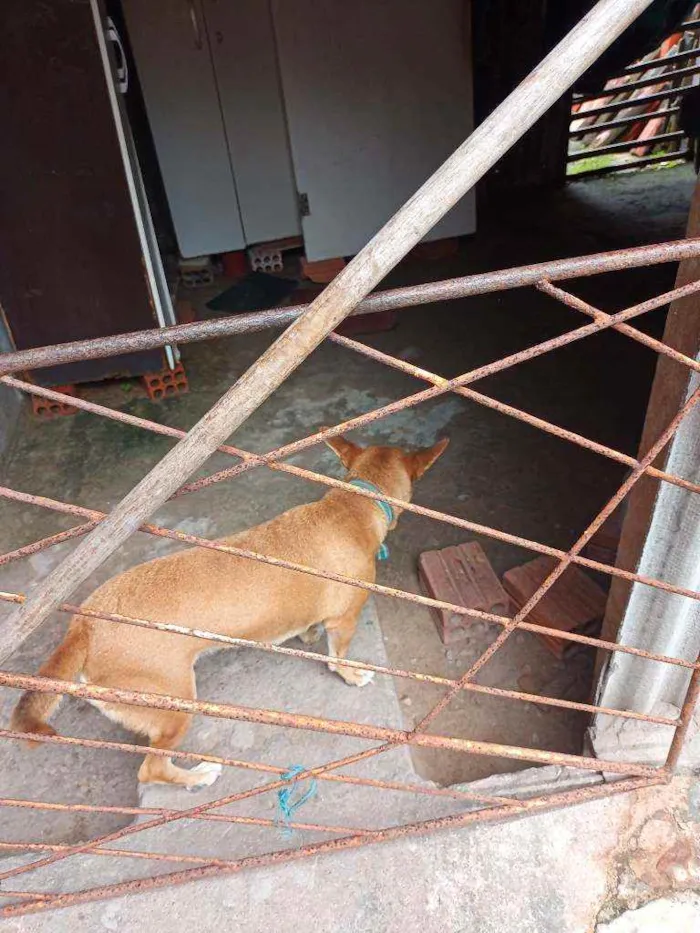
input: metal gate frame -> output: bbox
[1,0,698,918]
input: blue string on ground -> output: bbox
[276,764,318,837]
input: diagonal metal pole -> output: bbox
[0,0,655,662]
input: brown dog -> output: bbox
[11,433,448,790]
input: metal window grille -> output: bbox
[568,7,700,177]
[1,0,699,916]
[1,235,700,916]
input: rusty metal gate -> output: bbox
[1,0,700,919]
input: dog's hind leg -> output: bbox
[325,596,374,687]
[94,665,221,791]
[137,709,222,791]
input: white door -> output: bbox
[203,0,300,245]
[121,0,246,258]
[272,0,476,261]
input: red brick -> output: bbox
[30,384,78,419]
[502,556,607,658]
[142,362,189,401]
[300,256,346,284]
[418,542,510,644]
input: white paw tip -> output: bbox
[356,670,375,687]
[186,761,223,790]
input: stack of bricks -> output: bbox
[418,543,608,656]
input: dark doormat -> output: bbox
[205,271,297,315]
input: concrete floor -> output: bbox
[0,165,697,923]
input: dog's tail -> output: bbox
[11,620,89,746]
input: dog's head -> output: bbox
[323,431,449,526]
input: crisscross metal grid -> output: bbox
[1,238,700,916]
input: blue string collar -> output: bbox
[348,478,393,561]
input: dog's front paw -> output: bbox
[329,663,375,687]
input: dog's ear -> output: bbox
[408,437,449,480]
[322,428,363,469]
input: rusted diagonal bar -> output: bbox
[6,475,700,655]
[0,0,657,663]
[1,777,661,919]
[4,485,700,666]
[177,276,700,499]
[538,280,700,372]
[0,671,655,778]
[0,892,56,903]
[2,239,699,376]
[7,371,700,579]
[0,841,262,869]
[0,730,491,805]
[329,333,700,497]
[0,589,678,726]
[0,797,387,836]
[0,733,507,889]
[413,386,700,735]
[0,522,98,567]
[664,663,700,772]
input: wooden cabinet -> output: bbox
[0,0,174,387]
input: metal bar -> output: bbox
[329,334,700,499]
[0,738,497,890]
[0,730,492,805]
[664,664,700,771]
[0,588,677,727]
[569,106,680,137]
[5,483,700,667]
[1,777,661,919]
[411,386,700,735]
[568,130,685,161]
[0,522,98,567]
[5,475,700,662]
[538,280,700,373]
[0,892,56,903]
[0,842,255,869]
[574,85,695,120]
[0,797,408,836]
[11,367,700,540]
[176,276,700,502]
[8,368,700,578]
[576,62,700,99]
[623,47,700,72]
[2,0,655,659]
[0,670,657,778]
[569,148,689,177]
[0,573,692,673]
[2,238,699,377]
[0,841,260,868]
